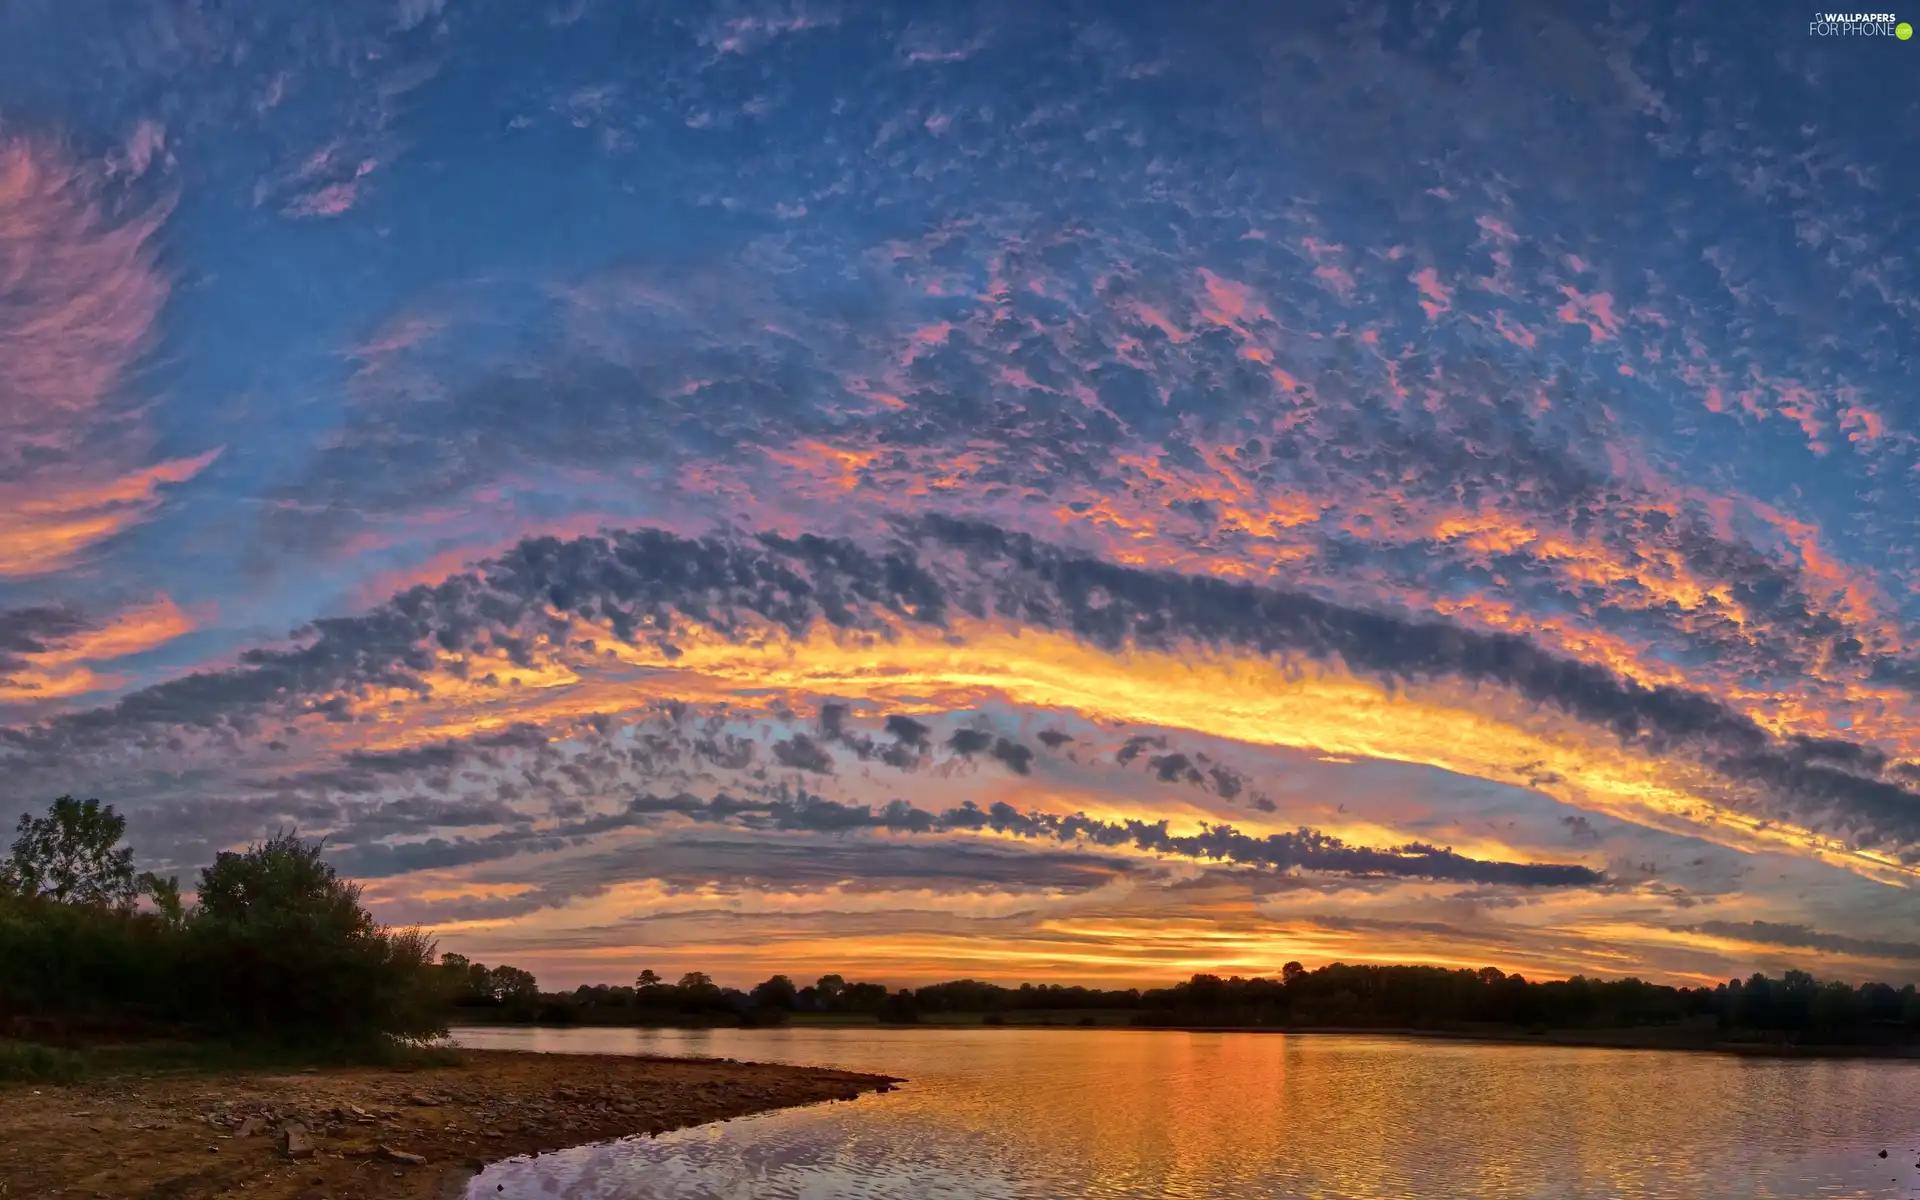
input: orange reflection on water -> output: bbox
[459,1026,1920,1199]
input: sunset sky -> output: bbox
[4,0,1920,990]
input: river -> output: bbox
[453,1025,1920,1198]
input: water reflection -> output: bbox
[457,1026,1920,1199]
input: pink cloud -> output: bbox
[0,138,168,440]
[1474,215,1519,245]
[0,135,221,573]
[1299,238,1356,300]
[1410,268,1453,321]
[1313,265,1357,300]
[283,180,361,219]
[1556,286,1621,342]
[1839,401,1886,444]
[1130,304,1190,343]
[1196,268,1269,328]
[1492,311,1537,348]
[112,120,168,180]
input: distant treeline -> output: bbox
[462,962,1920,1046]
[1,797,445,1049]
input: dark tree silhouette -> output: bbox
[5,796,138,908]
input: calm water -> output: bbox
[454,1025,1920,1199]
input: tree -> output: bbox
[8,796,139,908]
[636,969,662,990]
[487,965,540,1005]
[678,971,716,994]
[196,830,374,937]
[190,831,444,1044]
[138,871,185,929]
[878,987,920,1024]
[751,974,798,1011]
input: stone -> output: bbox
[407,1093,441,1107]
[237,1115,262,1137]
[379,1145,428,1166]
[282,1122,315,1160]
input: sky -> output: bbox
[3,0,1920,991]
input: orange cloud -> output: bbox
[302,601,1911,887]
[0,450,221,578]
[37,596,195,665]
[0,594,197,702]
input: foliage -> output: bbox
[439,953,541,1018]
[6,796,139,908]
[449,957,1920,1048]
[185,832,449,1044]
[1125,963,1920,1044]
[0,800,449,1052]
[749,974,798,1011]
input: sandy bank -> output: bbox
[0,1048,899,1199]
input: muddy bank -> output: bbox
[0,1048,899,1199]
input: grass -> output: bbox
[0,1036,465,1087]
[0,1040,86,1083]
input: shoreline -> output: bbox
[456,1016,1920,1061]
[0,1047,899,1199]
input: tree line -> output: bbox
[461,959,1920,1047]
[11,795,1920,1051]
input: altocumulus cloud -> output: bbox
[8,519,1920,858]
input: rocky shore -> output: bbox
[0,1048,899,1199]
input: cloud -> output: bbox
[619,791,1603,888]
[0,596,196,703]
[282,180,362,218]
[0,606,93,682]
[11,517,1920,865]
[396,0,447,31]
[7,0,1920,987]
[0,135,215,575]
[0,136,167,460]
[771,733,834,773]
[0,451,222,578]
[1681,920,1920,965]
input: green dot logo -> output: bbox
[1900,20,1915,38]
